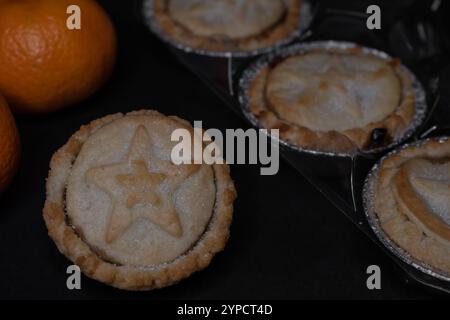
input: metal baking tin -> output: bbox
[142,0,313,58]
[238,41,429,157]
[363,136,450,283]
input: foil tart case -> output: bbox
[363,136,450,283]
[142,0,313,58]
[238,41,429,157]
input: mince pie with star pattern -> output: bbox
[246,45,418,154]
[151,0,302,54]
[43,110,236,290]
[373,138,450,275]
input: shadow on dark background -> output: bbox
[0,0,449,300]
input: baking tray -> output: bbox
[142,0,450,294]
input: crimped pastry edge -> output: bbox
[43,109,237,291]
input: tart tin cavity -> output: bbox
[142,0,313,58]
[238,41,429,157]
[363,136,450,283]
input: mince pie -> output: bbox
[150,0,302,54]
[373,138,450,275]
[43,110,236,290]
[246,44,419,154]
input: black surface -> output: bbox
[0,0,446,300]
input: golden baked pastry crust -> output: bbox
[374,138,450,275]
[246,46,417,154]
[43,110,236,290]
[151,0,302,54]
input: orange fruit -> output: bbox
[0,94,20,193]
[0,0,117,114]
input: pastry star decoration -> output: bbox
[86,125,200,243]
[315,60,388,120]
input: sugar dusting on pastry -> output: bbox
[66,114,216,266]
[266,52,402,132]
[168,0,285,39]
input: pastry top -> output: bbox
[151,0,302,54]
[67,114,215,266]
[44,110,236,290]
[169,0,285,39]
[374,138,450,275]
[246,46,418,154]
[266,53,401,132]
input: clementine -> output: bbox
[0,0,117,114]
[0,94,20,193]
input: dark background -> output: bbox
[0,0,448,300]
